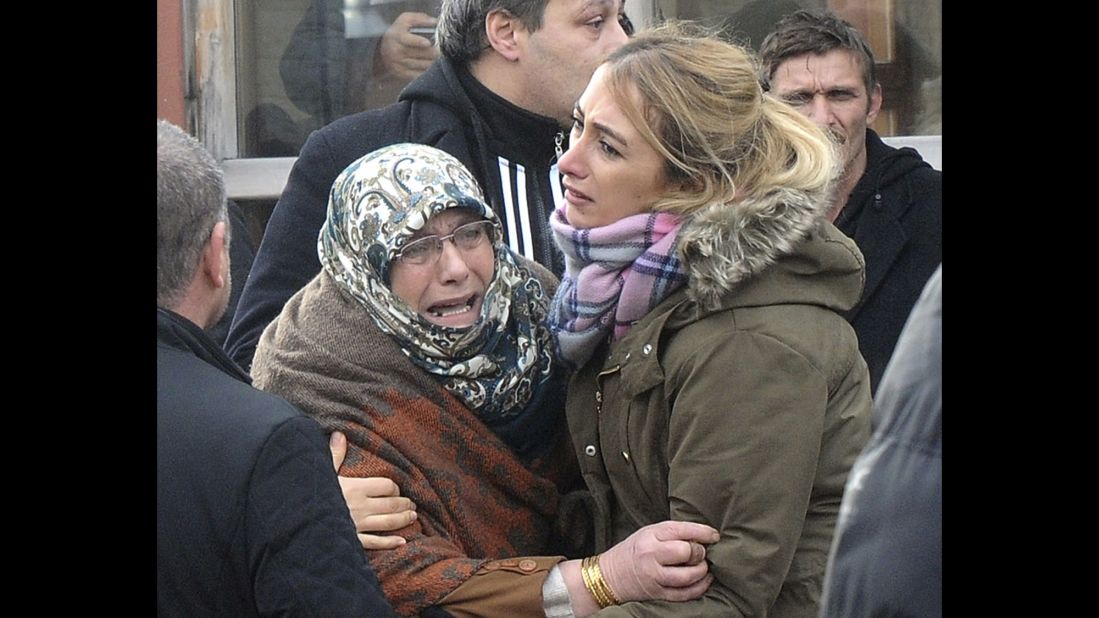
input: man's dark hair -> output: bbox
[758,9,877,94]
[436,0,551,64]
[437,0,634,64]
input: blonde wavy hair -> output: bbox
[601,22,839,215]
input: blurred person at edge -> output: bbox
[820,265,942,618]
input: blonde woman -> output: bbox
[549,24,873,617]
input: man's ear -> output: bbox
[484,8,524,61]
[866,82,883,124]
[201,221,229,290]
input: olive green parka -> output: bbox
[567,187,873,617]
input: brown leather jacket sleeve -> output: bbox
[435,556,566,618]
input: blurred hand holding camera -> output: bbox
[375,12,439,82]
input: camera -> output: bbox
[409,27,436,45]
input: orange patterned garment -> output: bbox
[251,272,571,615]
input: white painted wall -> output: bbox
[883,135,942,171]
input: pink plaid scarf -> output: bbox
[548,207,688,369]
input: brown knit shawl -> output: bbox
[251,272,569,615]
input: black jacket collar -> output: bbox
[401,58,562,167]
[453,63,562,167]
[834,130,931,319]
[157,307,251,384]
[838,129,929,231]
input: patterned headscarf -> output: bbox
[319,144,558,432]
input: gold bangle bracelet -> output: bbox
[590,554,622,607]
[580,556,603,607]
[581,554,622,608]
[581,556,613,608]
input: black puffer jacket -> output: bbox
[820,265,942,617]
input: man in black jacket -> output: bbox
[156,119,395,616]
[225,0,632,371]
[759,9,942,394]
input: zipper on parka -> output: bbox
[594,364,621,415]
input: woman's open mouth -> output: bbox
[426,293,481,324]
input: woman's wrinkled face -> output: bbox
[557,63,674,229]
[388,208,496,328]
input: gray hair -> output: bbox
[436,0,550,64]
[157,119,228,308]
[758,9,877,94]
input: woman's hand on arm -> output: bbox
[558,520,718,616]
[330,431,417,550]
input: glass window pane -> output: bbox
[233,0,938,158]
[650,0,941,136]
[236,0,442,158]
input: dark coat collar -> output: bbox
[157,307,251,384]
[836,130,932,318]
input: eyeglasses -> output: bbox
[393,220,496,266]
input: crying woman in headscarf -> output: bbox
[251,142,577,615]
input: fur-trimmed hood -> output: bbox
[676,186,865,314]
